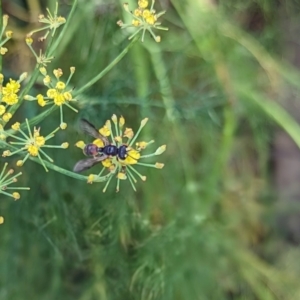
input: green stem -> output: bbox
[0,138,108,181]
[48,0,78,57]
[238,86,300,148]
[74,37,138,96]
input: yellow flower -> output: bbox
[53,92,65,106]
[93,139,105,147]
[138,0,148,8]
[27,145,39,156]
[11,122,20,130]
[118,0,168,43]
[6,119,68,172]
[0,105,6,115]
[99,126,111,137]
[74,115,166,192]
[2,93,18,105]
[37,94,47,107]
[2,113,12,122]
[0,163,30,199]
[122,149,140,165]
[47,88,57,98]
[35,136,45,147]
[0,47,8,55]
[4,79,20,94]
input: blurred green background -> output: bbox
[2,0,300,299]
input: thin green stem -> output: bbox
[74,37,138,96]
[48,0,78,57]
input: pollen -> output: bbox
[27,145,39,156]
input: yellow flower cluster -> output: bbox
[0,15,13,56]
[0,73,27,123]
[3,119,69,172]
[75,115,166,192]
[25,67,77,128]
[0,162,30,202]
[117,0,168,42]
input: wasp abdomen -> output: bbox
[118,145,127,160]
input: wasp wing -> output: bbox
[80,119,109,145]
[73,155,108,173]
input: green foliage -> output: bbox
[1,0,300,299]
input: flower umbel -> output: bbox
[24,67,77,128]
[117,0,168,42]
[3,119,69,172]
[27,2,66,41]
[0,15,13,55]
[0,162,30,200]
[0,73,27,123]
[75,115,165,192]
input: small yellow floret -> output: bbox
[63,92,72,101]
[53,93,65,106]
[75,141,85,149]
[123,149,140,164]
[43,75,51,85]
[46,88,57,98]
[99,126,111,137]
[132,20,140,26]
[56,81,66,90]
[2,113,12,122]
[27,145,39,156]
[53,68,63,78]
[35,136,45,147]
[155,163,164,169]
[0,47,8,55]
[2,150,11,157]
[11,122,20,130]
[102,158,112,168]
[37,94,46,107]
[16,160,23,167]
[0,216,4,224]
[117,172,127,180]
[138,0,148,8]
[6,30,13,38]
[25,37,33,45]
[119,116,125,127]
[93,139,104,147]
[60,122,67,130]
[124,128,134,139]
[13,192,20,200]
[87,174,95,184]
[155,145,166,155]
[61,142,69,149]
[0,105,6,115]
[134,9,142,17]
[39,67,47,76]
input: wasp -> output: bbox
[73,119,128,173]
